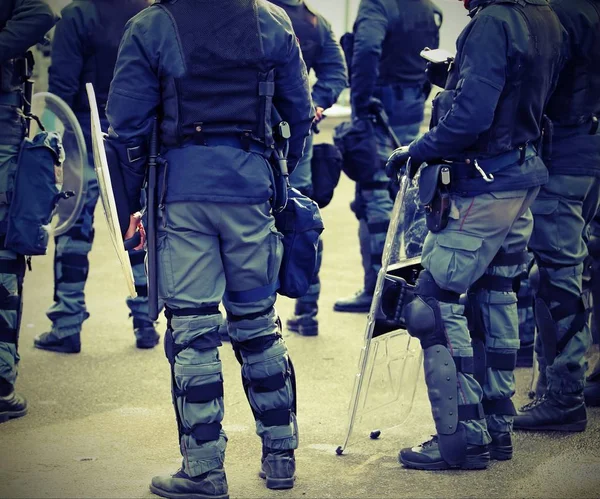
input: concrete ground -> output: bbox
[0,115,599,498]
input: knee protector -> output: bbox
[0,256,26,347]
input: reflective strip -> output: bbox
[259,409,291,427]
[453,356,474,374]
[487,352,517,371]
[180,382,224,403]
[225,280,279,304]
[184,422,222,443]
[457,403,485,421]
[482,397,516,416]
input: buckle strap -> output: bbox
[227,306,274,323]
[458,403,485,421]
[135,284,148,297]
[0,328,18,344]
[482,397,516,416]
[416,271,461,304]
[486,351,517,371]
[0,258,26,276]
[258,408,291,427]
[164,305,220,320]
[453,356,474,374]
[176,381,224,403]
[129,251,146,266]
[246,372,288,394]
[183,422,222,443]
[225,280,279,304]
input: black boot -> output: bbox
[333,289,373,313]
[0,379,27,423]
[514,392,587,432]
[150,468,229,499]
[133,318,160,349]
[398,436,490,471]
[286,302,318,336]
[489,432,512,461]
[259,449,295,490]
[34,331,81,353]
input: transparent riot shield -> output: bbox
[30,92,86,236]
[86,83,136,297]
[337,170,426,456]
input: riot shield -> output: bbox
[337,170,426,456]
[30,92,86,236]
[85,83,137,297]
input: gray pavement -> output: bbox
[0,118,599,498]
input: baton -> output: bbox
[147,119,159,321]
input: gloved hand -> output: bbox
[385,146,411,180]
[368,97,384,115]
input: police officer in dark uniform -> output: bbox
[105,0,313,496]
[0,0,55,422]
[267,0,347,336]
[387,0,566,470]
[33,0,157,355]
[334,0,441,313]
[514,0,600,431]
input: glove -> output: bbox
[385,146,411,180]
[367,97,384,115]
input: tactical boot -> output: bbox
[133,318,160,349]
[333,289,373,313]
[489,432,512,461]
[259,449,295,490]
[286,302,318,336]
[0,380,27,423]
[398,436,490,471]
[34,331,81,354]
[514,393,587,432]
[584,362,600,407]
[150,468,229,499]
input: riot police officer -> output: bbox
[105,0,313,496]
[387,0,566,470]
[267,0,347,336]
[32,0,157,355]
[514,0,600,432]
[0,0,55,422]
[334,0,441,313]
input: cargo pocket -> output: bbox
[266,225,283,286]
[424,231,484,291]
[530,198,560,252]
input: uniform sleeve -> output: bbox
[106,13,162,213]
[273,23,315,173]
[0,0,56,62]
[409,15,508,163]
[310,16,348,110]
[350,0,388,117]
[47,5,86,108]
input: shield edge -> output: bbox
[85,83,137,297]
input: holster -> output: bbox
[419,164,450,233]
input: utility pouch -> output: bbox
[5,131,65,255]
[419,164,451,234]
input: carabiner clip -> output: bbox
[474,160,495,183]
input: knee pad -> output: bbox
[0,256,25,347]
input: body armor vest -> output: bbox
[379,0,441,85]
[442,0,565,157]
[545,0,600,127]
[269,1,321,72]
[157,0,272,147]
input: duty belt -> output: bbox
[553,118,599,139]
[447,143,538,180]
[190,133,270,156]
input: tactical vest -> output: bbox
[545,0,600,127]
[157,0,273,148]
[442,0,565,157]
[269,1,321,72]
[379,0,441,85]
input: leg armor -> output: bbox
[163,305,226,476]
[463,251,527,423]
[228,307,298,451]
[397,271,483,466]
[0,255,26,351]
